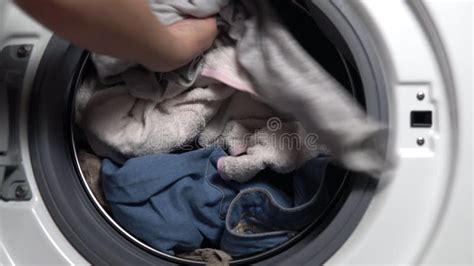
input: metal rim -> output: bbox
[28,0,389,264]
[70,45,359,266]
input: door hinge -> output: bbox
[0,44,33,201]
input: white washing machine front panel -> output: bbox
[0,3,87,265]
[0,0,471,265]
[328,0,472,265]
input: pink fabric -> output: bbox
[201,67,255,95]
[216,158,231,181]
[201,45,256,95]
[227,143,248,156]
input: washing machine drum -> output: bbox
[26,1,387,265]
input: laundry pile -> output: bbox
[75,0,389,263]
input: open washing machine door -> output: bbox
[0,0,472,265]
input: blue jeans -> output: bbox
[102,148,330,257]
[220,159,331,257]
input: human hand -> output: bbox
[144,17,218,72]
[168,17,218,60]
[15,0,218,73]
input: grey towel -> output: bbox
[178,248,232,266]
[80,83,234,163]
[231,0,391,175]
[199,92,323,183]
[77,151,109,211]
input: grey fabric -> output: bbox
[92,0,228,85]
[78,0,327,181]
[215,120,322,183]
[80,83,234,163]
[90,54,134,85]
[148,0,230,25]
[77,77,320,182]
[79,0,391,179]
[77,151,109,210]
[201,43,255,94]
[199,92,323,183]
[178,248,232,266]
[230,0,391,175]
[199,92,278,146]
[75,78,100,123]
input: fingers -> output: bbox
[188,17,218,54]
[166,16,218,67]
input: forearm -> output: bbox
[16,0,186,71]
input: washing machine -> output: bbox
[0,0,472,265]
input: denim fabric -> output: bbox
[102,148,237,254]
[102,148,331,257]
[220,157,331,257]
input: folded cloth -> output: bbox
[178,248,232,266]
[102,148,332,257]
